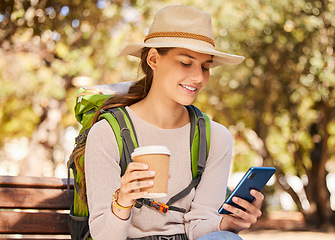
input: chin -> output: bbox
[178,99,195,106]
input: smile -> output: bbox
[180,84,197,92]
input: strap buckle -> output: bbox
[152,201,169,213]
[134,198,169,213]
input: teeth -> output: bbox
[181,84,197,91]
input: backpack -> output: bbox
[67,81,211,240]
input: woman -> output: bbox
[85,5,263,240]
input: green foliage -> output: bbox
[195,0,335,171]
[192,0,335,224]
[1,0,335,225]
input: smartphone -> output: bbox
[218,167,276,214]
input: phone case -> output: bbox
[218,167,276,214]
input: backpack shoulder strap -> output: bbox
[100,106,138,175]
[187,105,210,178]
[99,105,211,213]
[166,105,211,207]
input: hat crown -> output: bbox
[118,5,245,67]
[147,5,214,42]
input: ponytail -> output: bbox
[72,47,171,203]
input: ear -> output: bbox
[146,48,159,71]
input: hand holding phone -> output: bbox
[218,167,275,215]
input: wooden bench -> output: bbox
[0,175,74,240]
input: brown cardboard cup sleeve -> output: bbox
[131,146,170,198]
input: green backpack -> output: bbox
[67,81,211,240]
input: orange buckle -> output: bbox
[153,201,169,213]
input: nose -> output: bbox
[190,65,205,84]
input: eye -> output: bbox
[202,66,210,72]
[181,62,191,67]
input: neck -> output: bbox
[129,97,189,129]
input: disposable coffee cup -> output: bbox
[131,145,170,198]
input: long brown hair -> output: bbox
[72,47,171,203]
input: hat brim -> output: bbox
[118,42,245,68]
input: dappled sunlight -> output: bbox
[1,0,334,231]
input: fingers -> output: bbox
[121,162,155,185]
[128,179,154,191]
[232,196,262,219]
[125,162,149,174]
[221,203,248,220]
[118,162,155,206]
[219,190,264,232]
[251,189,264,209]
[221,213,253,231]
[123,169,155,186]
[220,204,260,232]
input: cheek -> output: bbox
[157,60,180,76]
[202,73,210,85]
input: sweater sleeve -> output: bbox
[183,121,233,240]
[85,119,130,240]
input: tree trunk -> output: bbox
[20,99,64,177]
[304,102,333,229]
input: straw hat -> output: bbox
[118,5,245,67]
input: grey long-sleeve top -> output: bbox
[85,107,232,240]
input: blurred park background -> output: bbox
[1,0,335,237]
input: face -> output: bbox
[147,48,213,106]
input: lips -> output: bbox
[180,84,197,92]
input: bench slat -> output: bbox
[0,188,74,209]
[0,176,73,189]
[0,176,75,237]
[0,211,70,234]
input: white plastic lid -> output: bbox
[131,145,171,158]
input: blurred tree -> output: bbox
[194,0,335,229]
[1,0,334,228]
[0,0,148,175]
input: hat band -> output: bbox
[144,31,215,47]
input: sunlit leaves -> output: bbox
[192,0,335,182]
[0,0,334,192]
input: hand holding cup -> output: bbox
[131,145,170,198]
